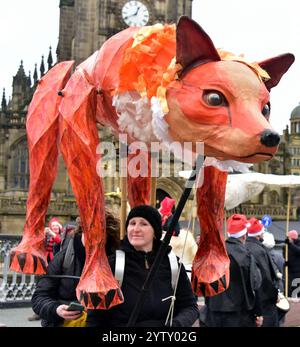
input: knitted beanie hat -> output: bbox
[125,205,162,240]
[288,230,298,240]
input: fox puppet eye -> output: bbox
[203,90,228,107]
[262,103,270,118]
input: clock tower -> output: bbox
[57,0,193,65]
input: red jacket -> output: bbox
[46,233,61,261]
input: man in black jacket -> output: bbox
[286,230,300,297]
[205,214,263,327]
[246,217,279,327]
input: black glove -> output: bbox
[285,238,290,244]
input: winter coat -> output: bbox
[86,236,199,327]
[246,237,278,306]
[31,234,85,327]
[287,238,300,296]
[268,248,284,292]
[288,238,300,276]
[270,249,285,274]
[206,238,262,315]
[45,233,62,261]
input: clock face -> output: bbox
[122,1,149,27]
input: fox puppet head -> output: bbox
[163,17,295,163]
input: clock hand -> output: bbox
[123,6,137,20]
[124,7,141,20]
[133,6,140,16]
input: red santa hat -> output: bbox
[49,217,62,230]
[288,230,298,240]
[247,217,264,237]
[227,214,249,238]
[159,197,175,216]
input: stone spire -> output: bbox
[28,71,32,87]
[33,63,38,84]
[40,55,45,77]
[11,60,31,111]
[47,46,53,70]
[13,60,27,85]
[1,88,7,111]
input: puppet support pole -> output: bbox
[150,177,157,207]
[285,188,291,297]
[120,176,127,240]
[192,207,196,238]
[150,151,158,207]
[224,210,227,238]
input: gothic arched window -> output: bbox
[269,190,280,205]
[9,137,29,189]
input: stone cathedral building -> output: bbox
[0,0,299,234]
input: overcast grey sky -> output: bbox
[0,0,299,134]
[0,0,60,98]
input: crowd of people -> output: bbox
[203,214,300,327]
[29,196,300,328]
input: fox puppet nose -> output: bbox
[260,130,280,147]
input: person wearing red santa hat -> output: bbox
[45,217,63,262]
[247,218,265,238]
[204,214,263,327]
[286,230,300,297]
[159,196,180,236]
[28,217,63,322]
[246,217,279,327]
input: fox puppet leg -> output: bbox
[59,67,123,310]
[127,150,152,208]
[192,165,230,297]
[10,62,74,274]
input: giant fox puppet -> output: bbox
[10,17,294,310]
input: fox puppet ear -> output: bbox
[176,17,295,88]
[258,54,295,90]
[176,16,220,77]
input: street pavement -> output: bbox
[0,307,41,327]
[0,304,299,327]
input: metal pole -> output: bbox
[224,209,227,238]
[150,151,158,207]
[120,141,128,240]
[191,211,196,238]
[285,188,291,297]
[150,177,157,207]
[127,155,203,326]
[120,176,127,240]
